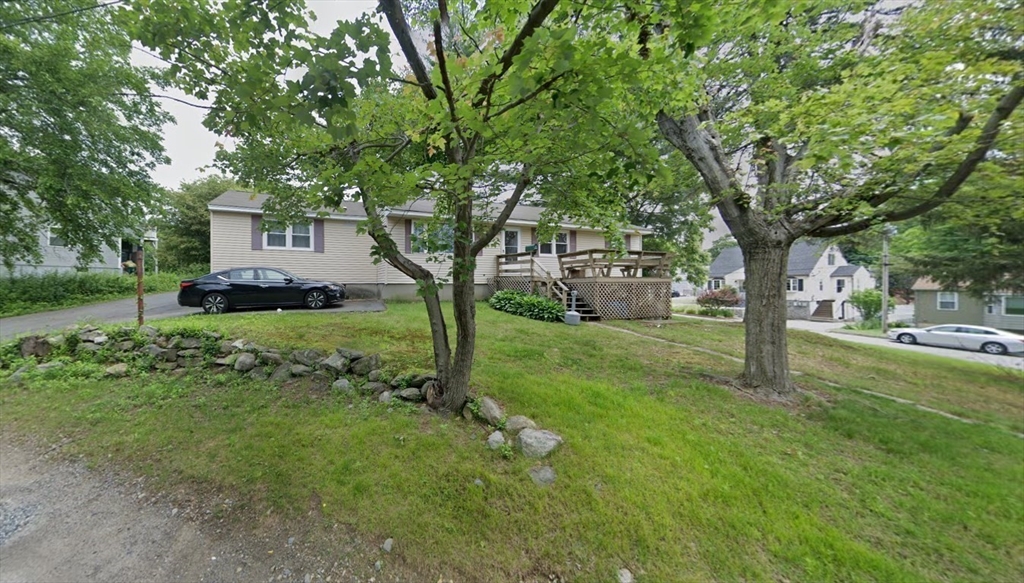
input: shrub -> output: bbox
[848,289,886,322]
[696,286,741,308]
[697,307,734,318]
[488,290,565,322]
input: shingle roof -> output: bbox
[708,240,834,278]
[708,246,744,278]
[830,265,862,277]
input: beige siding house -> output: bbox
[208,191,648,300]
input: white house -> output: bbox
[706,240,876,320]
[3,229,123,276]
[208,191,650,300]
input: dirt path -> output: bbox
[0,436,410,583]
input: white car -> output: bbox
[887,325,1024,355]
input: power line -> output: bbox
[0,0,123,31]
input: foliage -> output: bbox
[0,0,170,271]
[847,289,886,323]
[157,176,240,272]
[697,307,734,318]
[708,236,738,262]
[0,270,205,318]
[488,290,563,323]
[696,286,741,309]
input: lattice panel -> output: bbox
[489,277,534,296]
[566,280,672,320]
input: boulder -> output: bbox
[617,569,634,583]
[218,340,235,355]
[260,352,284,365]
[230,338,248,350]
[115,340,136,352]
[78,330,105,342]
[505,415,537,434]
[168,368,188,378]
[8,366,30,384]
[362,382,389,396]
[167,336,182,348]
[398,388,424,402]
[477,397,504,426]
[155,362,178,371]
[163,348,178,362]
[180,357,204,368]
[421,380,438,400]
[290,349,325,367]
[461,404,474,421]
[44,335,65,349]
[37,361,65,372]
[179,337,203,349]
[76,343,102,354]
[290,364,313,377]
[516,429,563,458]
[527,466,556,487]
[92,335,109,345]
[486,431,505,450]
[318,353,349,374]
[223,353,240,366]
[203,331,222,340]
[248,367,270,381]
[269,363,292,384]
[234,353,257,372]
[141,344,166,358]
[138,325,159,338]
[409,374,434,389]
[378,391,393,403]
[367,370,381,382]
[310,371,333,388]
[105,363,129,377]
[155,336,169,348]
[350,354,381,376]
[335,347,364,361]
[213,357,230,366]
[20,336,50,358]
[177,348,202,358]
[331,378,353,393]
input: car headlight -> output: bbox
[328,284,340,291]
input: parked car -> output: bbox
[886,325,1024,355]
[178,267,345,314]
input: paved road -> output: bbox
[0,294,386,342]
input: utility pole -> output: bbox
[881,226,895,334]
[136,245,145,327]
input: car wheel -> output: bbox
[304,289,327,310]
[202,292,228,314]
[981,342,1008,355]
[896,333,916,345]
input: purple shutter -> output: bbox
[569,230,577,252]
[625,234,632,250]
[314,219,325,253]
[251,215,262,250]
[404,219,412,253]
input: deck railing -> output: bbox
[494,250,568,305]
[556,249,672,279]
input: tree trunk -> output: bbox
[738,239,795,396]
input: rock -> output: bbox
[178,348,202,358]
[528,466,557,487]
[290,364,312,377]
[486,431,505,450]
[331,378,353,392]
[155,336,169,348]
[378,391,393,403]
[8,366,30,384]
[477,397,504,426]
[105,363,129,377]
[461,404,474,422]
[617,568,634,583]
[374,560,382,572]
[269,363,292,384]
[167,335,182,348]
[138,325,159,338]
[335,347,364,360]
[179,337,203,349]
[155,362,178,371]
[290,349,325,367]
[94,335,110,345]
[398,388,424,402]
[517,429,564,458]
[163,348,178,362]
[180,357,204,368]
[169,368,187,378]
[318,353,349,374]
[409,374,433,388]
[248,367,270,381]
[37,361,65,372]
[45,334,65,348]
[234,353,257,372]
[362,382,389,396]
[76,343,102,354]
[310,371,332,388]
[115,340,135,352]
[140,344,165,358]
[260,352,284,365]
[382,538,393,553]
[505,415,537,434]
[203,331,222,340]
[230,338,248,350]
[473,478,484,487]
[78,330,105,342]
[421,380,438,399]
[367,370,381,382]
[350,354,381,376]
[20,336,51,358]
[218,340,235,355]
[213,358,230,366]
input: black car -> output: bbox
[178,267,345,314]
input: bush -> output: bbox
[488,290,565,322]
[848,289,886,322]
[696,286,741,308]
[697,307,734,318]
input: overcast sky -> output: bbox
[133,0,380,190]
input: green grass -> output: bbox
[2,304,1023,582]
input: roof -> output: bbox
[912,277,950,291]
[708,240,844,278]
[207,190,651,234]
[830,265,862,277]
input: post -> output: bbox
[136,247,144,327]
[881,227,892,334]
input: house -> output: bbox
[706,240,876,320]
[912,278,1024,333]
[207,191,664,316]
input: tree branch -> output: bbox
[484,72,568,121]
[378,0,438,101]
[470,166,531,255]
[433,19,467,155]
[474,0,562,109]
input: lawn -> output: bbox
[2,303,1023,582]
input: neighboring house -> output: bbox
[208,191,650,301]
[706,240,876,320]
[2,228,122,276]
[912,278,1024,333]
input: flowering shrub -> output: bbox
[696,286,741,308]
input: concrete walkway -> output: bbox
[0,295,386,342]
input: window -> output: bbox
[987,304,996,315]
[265,221,312,250]
[258,268,291,282]
[47,228,66,247]
[836,279,845,293]
[1003,296,1024,316]
[502,229,520,255]
[819,280,824,291]
[708,279,723,290]
[827,253,836,266]
[937,291,958,311]
[786,278,804,292]
[539,232,569,255]
[412,221,454,254]
[229,268,258,281]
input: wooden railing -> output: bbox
[494,250,568,305]
[557,249,672,279]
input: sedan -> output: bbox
[887,325,1024,355]
[178,267,345,314]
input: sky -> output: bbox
[132,0,380,190]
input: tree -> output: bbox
[0,0,170,271]
[158,176,240,271]
[127,0,728,412]
[847,289,885,323]
[708,235,737,263]
[652,0,1023,397]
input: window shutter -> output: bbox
[314,219,325,253]
[798,279,804,292]
[404,219,412,254]
[531,228,537,245]
[251,215,263,250]
[625,234,632,250]
[569,230,577,252]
